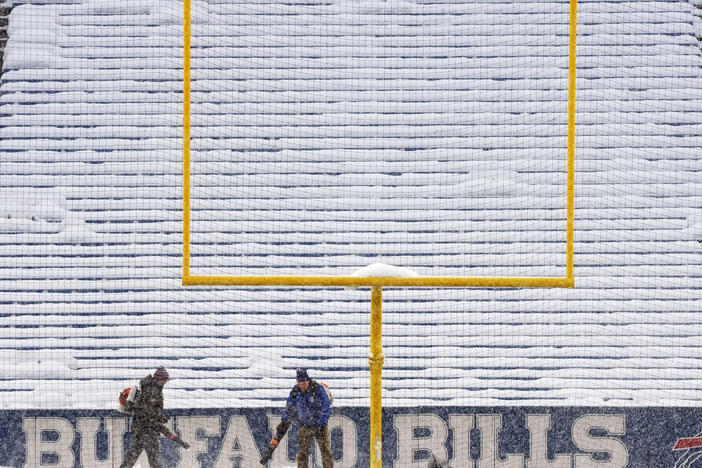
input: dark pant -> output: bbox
[297,425,334,468]
[120,430,162,468]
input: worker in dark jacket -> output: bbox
[120,367,188,468]
[261,368,333,467]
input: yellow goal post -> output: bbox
[181,3,576,290]
[181,1,577,466]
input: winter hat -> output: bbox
[154,366,169,382]
[296,367,310,382]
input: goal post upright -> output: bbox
[567,0,578,282]
[181,0,577,466]
[182,0,191,282]
[369,285,384,467]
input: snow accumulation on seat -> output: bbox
[0,0,701,409]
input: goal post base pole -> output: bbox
[369,285,384,468]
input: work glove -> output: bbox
[169,432,190,449]
[260,439,278,464]
[175,436,190,449]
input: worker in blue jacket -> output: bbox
[260,368,333,467]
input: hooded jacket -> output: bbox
[281,380,331,428]
[131,374,167,433]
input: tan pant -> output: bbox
[120,430,162,468]
[297,425,334,468]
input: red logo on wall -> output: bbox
[674,434,702,468]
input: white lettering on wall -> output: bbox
[573,414,628,468]
[214,415,260,468]
[75,417,126,467]
[16,411,628,467]
[449,413,475,468]
[526,414,571,468]
[22,417,75,468]
[476,414,524,468]
[393,413,449,467]
[176,416,220,467]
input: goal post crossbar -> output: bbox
[182,275,574,288]
[181,0,577,290]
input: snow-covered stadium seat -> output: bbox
[0,0,701,409]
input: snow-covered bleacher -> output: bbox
[0,0,701,409]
